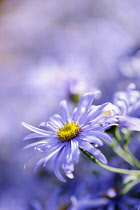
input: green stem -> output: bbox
[110,140,134,166]
[109,127,140,169]
[113,127,122,142]
[123,145,140,169]
[80,148,140,176]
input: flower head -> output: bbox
[22,92,116,182]
[111,83,140,131]
[69,172,140,210]
[113,83,140,116]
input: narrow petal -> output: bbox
[34,145,63,172]
[91,124,115,131]
[89,114,111,125]
[39,122,56,131]
[71,107,77,121]
[81,114,111,129]
[87,131,112,143]
[22,122,52,135]
[71,139,80,162]
[60,100,69,123]
[78,93,97,123]
[118,98,128,116]
[50,114,65,125]
[47,122,58,130]
[23,133,48,141]
[84,119,118,131]
[61,142,74,179]
[72,93,90,122]
[65,170,74,179]
[80,136,103,146]
[82,103,110,125]
[39,121,47,128]
[49,118,62,128]
[22,142,47,150]
[120,116,140,131]
[79,140,107,164]
[53,147,66,182]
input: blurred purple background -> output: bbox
[0,0,140,209]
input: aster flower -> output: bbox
[22,92,116,182]
[110,83,140,131]
[69,188,140,210]
[69,172,140,210]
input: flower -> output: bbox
[69,172,140,210]
[65,77,95,104]
[70,186,140,210]
[22,92,116,182]
[111,83,140,131]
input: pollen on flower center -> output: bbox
[57,121,80,142]
[102,111,111,116]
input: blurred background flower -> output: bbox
[0,0,140,209]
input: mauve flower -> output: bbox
[111,83,140,131]
[22,92,116,182]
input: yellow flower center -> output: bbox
[57,121,80,142]
[102,111,111,116]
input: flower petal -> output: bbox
[80,136,103,146]
[61,142,74,179]
[50,114,65,125]
[34,145,63,172]
[82,103,110,125]
[23,133,48,141]
[53,146,66,182]
[60,100,69,123]
[22,141,48,150]
[78,92,98,123]
[71,93,90,122]
[87,131,112,143]
[71,139,80,162]
[22,122,52,135]
[120,116,140,131]
[79,140,107,164]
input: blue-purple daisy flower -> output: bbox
[111,83,140,131]
[69,186,140,210]
[72,175,140,210]
[22,92,116,182]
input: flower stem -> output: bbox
[109,140,134,166]
[113,126,122,142]
[123,145,140,169]
[108,127,140,169]
[80,147,140,176]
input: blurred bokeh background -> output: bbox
[0,0,140,209]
